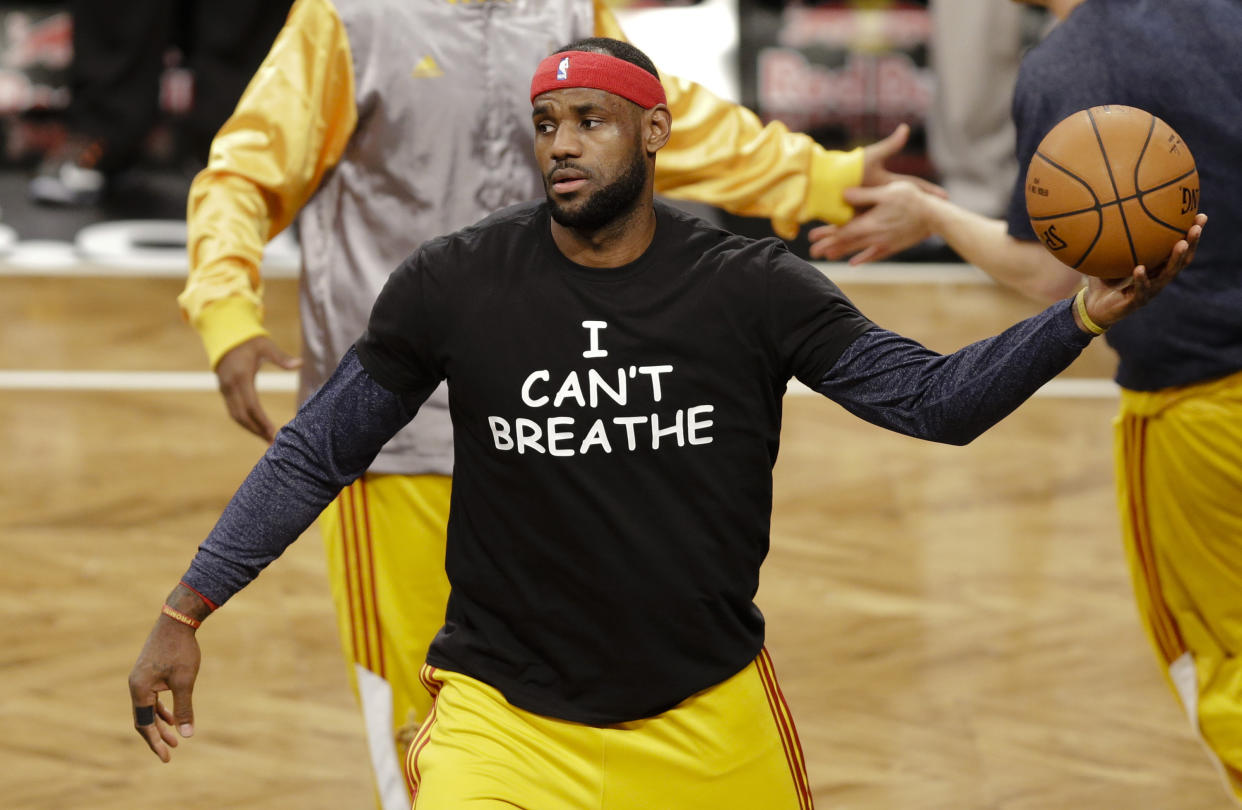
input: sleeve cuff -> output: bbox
[194,296,270,369]
[800,146,865,226]
[1057,297,1097,348]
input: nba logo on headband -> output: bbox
[530,50,667,108]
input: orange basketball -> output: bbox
[1025,105,1199,279]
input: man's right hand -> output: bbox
[215,336,301,442]
[128,610,203,762]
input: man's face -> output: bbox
[532,87,649,230]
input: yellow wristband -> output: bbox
[162,604,202,629]
[1074,287,1107,336]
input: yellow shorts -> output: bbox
[320,472,452,810]
[1115,369,1242,800]
[406,650,814,810]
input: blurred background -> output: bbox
[0,0,1050,263]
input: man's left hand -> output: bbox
[1083,213,1208,330]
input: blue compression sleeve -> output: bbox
[816,298,1093,445]
[181,348,427,607]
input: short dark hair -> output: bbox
[554,37,659,80]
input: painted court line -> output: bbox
[0,370,299,392]
[0,246,984,286]
[0,370,1118,398]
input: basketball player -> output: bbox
[806,0,1242,800]
[131,37,1201,809]
[177,1,938,805]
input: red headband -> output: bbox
[530,51,666,109]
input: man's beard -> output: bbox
[546,148,647,231]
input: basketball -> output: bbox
[1025,105,1199,279]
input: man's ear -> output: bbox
[644,104,672,155]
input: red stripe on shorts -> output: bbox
[406,665,444,800]
[358,478,386,678]
[419,664,444,697]
[756,649,814,810]
[1124,415,1185,664]
[338,485,363,665]
[346,484,378,672]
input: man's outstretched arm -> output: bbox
[815,219,1203,443]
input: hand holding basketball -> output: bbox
[1077,213,1206,333]
[1026,105,1199,279]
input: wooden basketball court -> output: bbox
[0,261,1232,808]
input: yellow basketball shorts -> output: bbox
[404,649,814,810]
[1115,369,1242,801]
[319,473,452,810]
